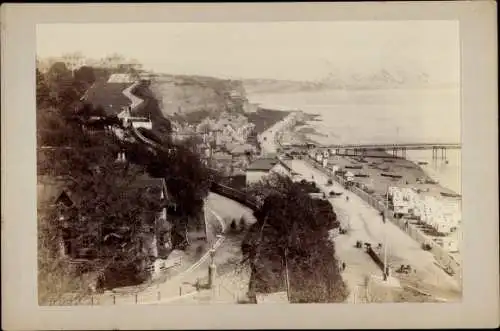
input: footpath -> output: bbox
[86,192,255,305]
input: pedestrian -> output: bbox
[346,195,349,202]
[342,262,346,271]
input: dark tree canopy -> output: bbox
[243,174,347,303]
[74,66,96,85]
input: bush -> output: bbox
[239,216,246,231]
[422,243,432,251]
[195,243,207,259]
[230,219,237,232]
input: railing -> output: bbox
[319,143,461,149]
[210,182,260,211]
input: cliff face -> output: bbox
[150,74,249,124]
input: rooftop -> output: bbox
[212,152,233,161]
[246,157,279,171]
[230,143,255,155]
[37,173,166,208]
[83,79,132,116]
[246,156,292,173]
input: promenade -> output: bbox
[289,159,462,301]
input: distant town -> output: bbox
[37,52,462,305]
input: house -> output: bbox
[38,173,173,264]
[118,106,152,130]
[229,143,256,169]
[230,143,256,156]
[245,156,292,186]
[344,171,355,182]
[211,152,233,175]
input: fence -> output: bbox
[305,156,462,283]
[210,182,260,211]
[78,228,226,306]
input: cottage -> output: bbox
[344,171,355,182]
[38,173,173,262]
[230,143,255,156]
[245,156,292,186]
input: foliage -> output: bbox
[38,210,89,305]
[36,68,52,107]
[156,138,212,217]
[243,174,347,302]
[74,66,96,85]
[36,62,164,300]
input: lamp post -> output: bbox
[383,191,389,281]
[284,247,291,302]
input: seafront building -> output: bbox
[245,156,292,186]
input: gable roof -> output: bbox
[37,173,166,209]
[246,157,292,172]
[230,143,255,155]
[212,152,233,161]
[246,158,278,171]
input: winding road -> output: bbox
[86,78,259,305]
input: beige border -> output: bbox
[1,2,498,330]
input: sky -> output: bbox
[37,21,460,83]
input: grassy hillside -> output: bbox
[150,74,248,124]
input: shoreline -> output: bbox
[276,116,462,263]
[286,124,460,198]
[288,159,461,301]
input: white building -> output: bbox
[344,171,354,182]
[322,158,328,168]
[118,106,152,130]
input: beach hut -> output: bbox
[322,158,328,168]
[436,237,459,252]
[344,171,355,182]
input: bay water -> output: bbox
[247,88,461,194]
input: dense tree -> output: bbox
[243,174,347,302]
[38,209,90,305]
[36,68,51,107]
[37,65,162,301]
[74,66,96,85]
[37,57,216,301]
[47,61,72,83]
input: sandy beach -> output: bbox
[258,112,463,301]
[287,159,462,302]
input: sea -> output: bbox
[247,88,461,194]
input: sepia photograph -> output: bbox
[2,2,498,330]
[35,20,463,306]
